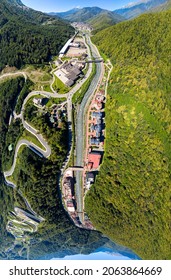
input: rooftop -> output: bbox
[88,152,101,170]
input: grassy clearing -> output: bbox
[46,97,67,108]
[23,65,53,91]
[21,130,45,151]
[52,76,69,94]
[43,84,53,93]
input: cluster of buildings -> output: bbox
[62,169,94,229]
[59,38,74,57]
[49,105,65,128]
[71,22,93,32]
[88,93,105,147]
[59,35,87,58]
[63,170,76,213]
[90,112,104,146]
[85,90,106,190]
[85,150,102,192]
[33,97,66,129]
[54,61,85,87]
[63,174,75,213]
[62,170,81,227]
[57,35,88,87]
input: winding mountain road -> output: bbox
[0,71,27,81]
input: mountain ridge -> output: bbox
[54,6,105,22]
[5,0,24,5]
[50,6,125,32]
[114,0,168,19]
[51,0,170,22]
[87,11,124,33]
[150,0,171,10]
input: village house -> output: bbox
[33,98,43,107]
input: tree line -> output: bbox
[85,10,171,260]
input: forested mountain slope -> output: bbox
[49,8,80,18]
[55,7,104,22]
[114,0,167,19]
[53,6,124,32]
[87,11,124,33]
[0,0,74,70]
[85,10,171,259]
[151,0,171,10]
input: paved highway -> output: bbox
[75,35,104,223]
[4,139,48,177]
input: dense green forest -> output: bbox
[87,11,124,33]
[0,0,74,70]
[85,10,171,259]
[0,78,25,258]
[0,77,25,162]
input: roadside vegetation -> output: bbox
[85,10,171,260]
[2,119,24,171]
[15,79,34,114]
[72,63,96,104]
[21,130,45,151]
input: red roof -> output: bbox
[88,162,93,170]
[88,153,101,169]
